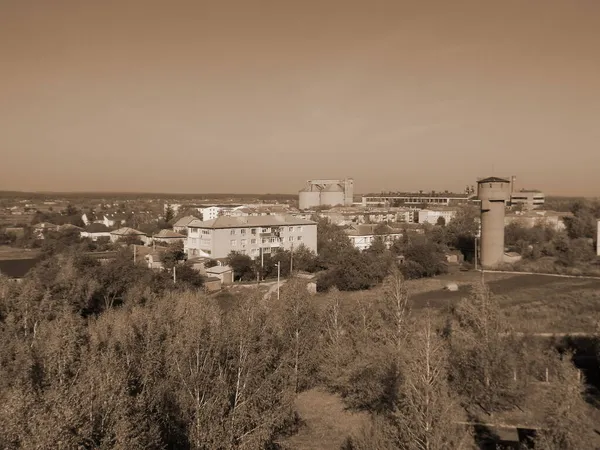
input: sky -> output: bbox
[1,0,599,196]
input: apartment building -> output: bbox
[509,190,545,209]
[417,209,457,225]
[345,224,403,251]
[185,215,317,259]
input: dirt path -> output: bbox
[279,388,369,450]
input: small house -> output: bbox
[205,265,234,285]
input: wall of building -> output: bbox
[186,224,318,259]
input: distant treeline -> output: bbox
[0,191,297,201]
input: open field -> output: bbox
[310,271,600,334]
[0,245,40,260]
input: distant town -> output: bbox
[0,176,593,287]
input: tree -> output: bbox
[317,218,353,267]
[392,313,471,450]
[534,353,597,449]
[448,281,526,414]
[226,251,255,281]
[164,205,175,224]
[436,216,446,227]
[160,241,186,270]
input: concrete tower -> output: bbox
[477,177,511,268]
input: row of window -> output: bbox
[229,226,303,235]
[236,247,277,256]
[230,236,302,246]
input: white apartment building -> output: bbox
[345,224,403,251]
[418,209,457,225]
[185,215,318,259]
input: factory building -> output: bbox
[298,178,354,210]
[477,177,512,268]
[362,191,472,207]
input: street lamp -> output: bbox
[277,261,281,300]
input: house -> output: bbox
[172,215,199,233]
[205,265,234,285]
[80,223,112,241]
[345,224,403,251]
[152,229,186,244]
[110,227,148,244]
[102,212,128,228]
[185,215,318,259]
[0,258,39,282]
[32,222,59,238]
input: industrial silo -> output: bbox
[299,189,321,210]
[320,183,345,207]
[477,177,511,268]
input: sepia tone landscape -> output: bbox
[2,1,600,449]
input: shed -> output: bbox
[204,277,222,293]
[206,265,234,285]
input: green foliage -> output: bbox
[226,251,255,281]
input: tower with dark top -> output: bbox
[477,177,511,268]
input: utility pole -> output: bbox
[133,245,136,264]
[474,237,478,271]
[173,265,176,284]
[290,242,294,273]
[277,261,281,300]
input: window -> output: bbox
[241,229,246,235]
[251,228,257,234]
[263,247,271,254]
[251,238,256,244]
[230,240,237,246]
[296,226,303,232]
[190,228,198,234]
[241,239,247,245]
[240,250,246,255]
[230,229,236,235]
[297,236,302,241]
[262,227,270,233]
[270,237,277,243]
[289,226,294,232]
[262,238,268,244]
[289,236,293,242]
[251,248,259,255]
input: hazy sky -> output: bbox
[1,0,599,195]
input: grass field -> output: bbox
[310,271,600,334]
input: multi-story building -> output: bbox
[417,209,457,225]
[505,210,571,231]
[185,215,318,259]
[345,224,403,251]
[509,190,545,210]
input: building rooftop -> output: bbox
[187,215,316,229]
[345,224,400,236]
[173,215,199,227]
[85,223,111,233]
[477,177,511,184]
[363,191,470,199]
[206,265,233,274]
[110,227,146,236]
[153,229,186,238]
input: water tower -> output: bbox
[477,177,511,268]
